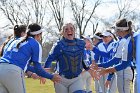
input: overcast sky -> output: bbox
[0,0,140,36]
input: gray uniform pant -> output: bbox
[133,71,137,93]
[94,74,117,93]
[82,71,92,92]
[0,83,8,93]
[54,75,84,93]
[0,63,26,93]
[116,67,133,93]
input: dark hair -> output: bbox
[14,25,27,37]
[95,32,102,38]
[116,18,135,58]
[116,18,132,32]
[28,23,41,33]
[0,35,13,56]
[16,23,41,48]
[0,25,26,56]
[106,30,118,41]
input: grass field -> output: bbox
[26,78,55,93]
[25,78,96,93]
[25,78,133,93]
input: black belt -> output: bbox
[61,75,79,79]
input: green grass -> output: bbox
[25,78,133,93]
[26,78,55,93]
[25,78,96,93]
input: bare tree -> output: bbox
[69,0,101,37]
[0,0,51,26]
[48,0,66,32]
[99,0,140,30]
[27,0,49,26]
[0,0,30,25]
[115,0,137,19]
[0,0,54,43]
[89,19,99,35]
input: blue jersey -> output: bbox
[84,49,94,66]
[93,41,102,63]
[96,34,134,71]
[0,37,53,79]
[2,38,15,56]
[94,39,118,80]
[97,40,117,64]
[44,37,89,78]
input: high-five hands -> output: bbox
[40,77,46,84]
[40,73,62,84]
[51,73,62,83]
[89,70,100,80]
[90,62,98,70]
[97,67,107,76]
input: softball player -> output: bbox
[0,25,26,56]
[0,24,40,79]
[0,25,27,93]
[0,23,61,93]
[94,19,134,93]
[82,36,95,93]
[94,31,117,93]
[44,23,98,93]
[91,33,103,93]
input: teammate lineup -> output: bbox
[0,18,139,93]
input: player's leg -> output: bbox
[133,72,137,93]
[0,83,8,93]
[85,72,92,93]
[54,83,68,93]
[123,67,133,93]
[117,67,133,93]
[108,74,117,93]
[99,75,107,93]
[69,75,85,93]
[0,64,26,93]
[81,71,87,92]
[94,79,102,93]
[54,76,69,93]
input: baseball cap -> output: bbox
[81,35,93,44]
[102,31,112,37]
[91,34,102,39]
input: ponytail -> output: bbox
[0,35,13,56]
[128,21,136,59]
[107,30,118,41]
[16,31,30,49]
[16,23,42,48]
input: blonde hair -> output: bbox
[60,23,75,36]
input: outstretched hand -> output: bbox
[40,77,46,84]
[31,73,40,79]
[51,73,62,83]
[88,69,100,80]
[97,67,107,76]
[90,62,98,70]
[40,73,62,84]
